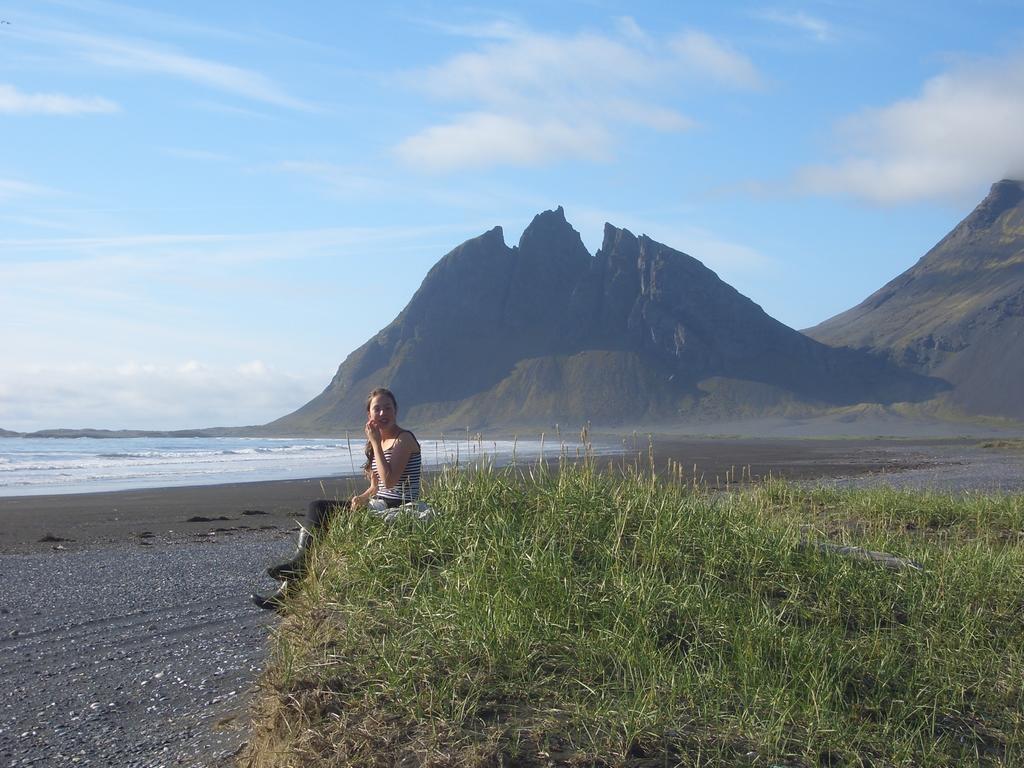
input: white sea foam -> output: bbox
[0,435,615,497]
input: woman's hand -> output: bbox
[364,418,382,443]
[350,494,368,511]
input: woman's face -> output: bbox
[368,394,397,430]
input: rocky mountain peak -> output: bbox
[927,179,1024,269]
[268,208,945,432]
[520,204,567,233]
[969,179,1024,230]
[599,222,637,261]
[480,224,506,247]
[518,205,589,264]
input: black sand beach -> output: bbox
[1,436,1022,767]
[0,477,368,766]
[0,476,366,555]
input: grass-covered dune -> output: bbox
[240,460,1023,767]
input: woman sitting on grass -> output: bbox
[253,387,421,609]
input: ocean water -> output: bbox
[0,435,605,497]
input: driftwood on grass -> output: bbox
[798,540,925,572]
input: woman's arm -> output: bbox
[350,472,377,510]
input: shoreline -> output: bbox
[0,474,365,554]
[1,435,1008,554]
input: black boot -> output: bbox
[266,527,313,580]
[266,500,339,579]
[252,580,291,610]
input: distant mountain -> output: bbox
[806,179,1024,419]
[22,428,230,439]
[268,208,943,433]
[6,427,264,439]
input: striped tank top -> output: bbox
[372,432,421,504]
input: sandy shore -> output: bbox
[1,436,1022,767]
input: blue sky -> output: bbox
[2,0,1024,431]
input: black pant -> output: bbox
[305,499,339,531]
[305,496,403,531]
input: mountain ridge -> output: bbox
[267,208,944,434]
[807,179,1024,419]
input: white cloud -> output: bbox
[0,82,119,114]
[614,100,698,132]
[797,53,1024,203]
[0,178,57,201]
[669,31,765,89]
[395,20,760,172]
[412,28,659,107]
[395,112,611,171]
[75,33,314,110]
[37,0,251,44]
[616,16,651,45]
[17,26,314,111]
[0,360,321,431]
[754,10,834,43]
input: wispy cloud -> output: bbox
[796,52,1024,203]
[410,25,662,107]
[615,16,650,45]
[394,19,762,172]
[13,20,314,112]
[0,82,119,114]
[669,31,765,88]
[396,113,612,171]
[0,177,58,200]
[754,9,835,43]
[38,0,252,43]
[64,32,315,111]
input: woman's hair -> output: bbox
[362,388,398,471]
[366,387,397,412]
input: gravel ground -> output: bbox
[0,529,295,768]
[816,444,1024,494]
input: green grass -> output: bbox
[240,461,1024,767]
